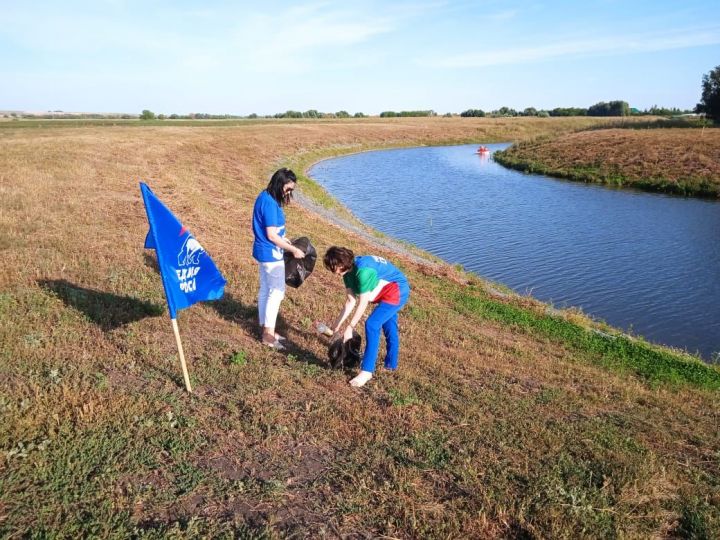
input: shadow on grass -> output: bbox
[210,293,259,336]
[146,252,328,367]
[210,293,329,369]
[38,279,164,330]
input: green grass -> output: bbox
[586,117,713,130]
[388,388,420,407]
[493,123,720,198]
[493,151,720,198]
[229,350,248,366]
[451,284,720,390]
[677,496,714,540]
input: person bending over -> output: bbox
[323,246,410,387]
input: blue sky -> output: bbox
[1,0,719,115]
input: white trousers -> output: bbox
[258,260,286,329]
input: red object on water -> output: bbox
[476,146,489,154]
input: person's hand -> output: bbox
[292,247,305,259]
[343,325,355,342]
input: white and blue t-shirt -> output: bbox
[252,190,286,262]
[343,256,408,305]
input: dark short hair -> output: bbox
[266,168,297,206]
[323,246,355,273]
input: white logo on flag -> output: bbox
[176,236,204,293]
[178,236,204,266]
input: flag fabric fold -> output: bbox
[140,182,226,318]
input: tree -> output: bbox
[696,65,720,121]
[609,100,630,116]
[335,110,350,118]
[493,106,518,117]
[274,110,302,118]
[460,109,485,117]
[646,105,684,116]
[140,109,155,120]
[587,100,629,116]
[522,107,538,116]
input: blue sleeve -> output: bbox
[260,195,282,227]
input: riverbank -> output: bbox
[1,118,719,538]
[494,127,720,198]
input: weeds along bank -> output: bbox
[494,126,720,198]
[1,118,719,538]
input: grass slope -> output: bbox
[494,127,720,198]
[1,118,719,538]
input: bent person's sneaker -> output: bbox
[349,371,373,387]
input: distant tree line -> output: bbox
[130,109,369,120]
[271,110,366,118]
[7,95,703,122]
[458,100,695,119]
[546,107,586,116]
[2,112,136,119]
[460,106,586,117]
[379,110,436,117]
[645,105,686,116]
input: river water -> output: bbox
[309,143,720,361]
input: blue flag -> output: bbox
[140,182,226,318]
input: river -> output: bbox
[309,143,720,361]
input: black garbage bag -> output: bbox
[284,237,317,288]
[328,331,362,369]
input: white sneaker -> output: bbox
[349,371,373,387]
[263,339,286,351]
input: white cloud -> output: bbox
[0,1,412,75]
[420,25,720,68]
[219,4,399,74]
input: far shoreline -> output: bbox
[493,127,720,199]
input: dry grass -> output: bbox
[495,127,720,197]
[1,118,719,538]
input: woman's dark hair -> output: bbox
[266,168,297,206]
[323,246,355,273]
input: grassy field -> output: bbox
[1,117,719,538]
[494,126,720,198]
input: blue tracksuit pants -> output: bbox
[361,281,410,373]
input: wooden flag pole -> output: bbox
[171,318,192,393]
